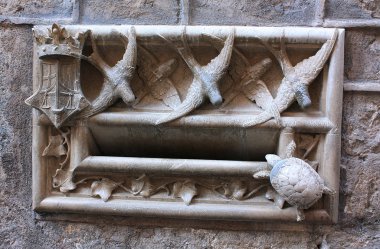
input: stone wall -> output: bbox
[0,1,379,248]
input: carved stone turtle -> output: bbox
[254,141,334,221]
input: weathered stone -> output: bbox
[345,29,380,80]
[0,25,34,249]
[0,0,74,19]
[81,0,179,24]
[191,0,316,26]
[326,0,380,19]
[341,93,380,224]
[327,224,380,249]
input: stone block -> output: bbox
[341,93,380,223]
[0,25,34,248]
[81,0,179,24]
[190,0,316,26]
[0,0,75,23]
[345,29,380,80]
[326,0,380,19]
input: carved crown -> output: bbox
[33,23,88,58]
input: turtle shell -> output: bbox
[269,157,325,209]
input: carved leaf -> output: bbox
[222,180,247,200]
[91,178,119,202]
[173,180,197,205]
[52,169,76,192]
[130,176,144,194]
[131,174,155,197]
[42,134,67,158]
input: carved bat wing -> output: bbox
[136,45,181,109]
[112,27,137,80]
[243,80,274,111]
[291,29,338,85]
[150,78,181,109]
[203,30,235,81]
[134,44,158,104]
[138,44,159,70]
[155,79,204,125]
[200,33,249,73]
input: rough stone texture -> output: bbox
[341,93,380,223]
[0,25,34,248]
[1,1,380,248]
[345,29,380,80]
[80,0,179,24]
[191,0,316,26]
[326,0,380,19]
[0,0,74,18]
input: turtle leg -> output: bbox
[322,186,335,195]
[265,187,275,200]
[265,188,285,209]
[253,170,270,179]
[274,196,285,209]
[296,208,305,222]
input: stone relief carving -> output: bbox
[76,27,137,119]
[243,30,338,127]
[25,24,89,128]
[134,44,180,109]
[69,174,268,205]
[26,24,344,223]
[254,135,334,221]
[156,27,235,124]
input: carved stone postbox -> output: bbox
[26,24,344,223]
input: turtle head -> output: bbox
[265,154,282,169]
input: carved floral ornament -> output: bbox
[26,24,344,223]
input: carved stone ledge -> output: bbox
[27,24,344,224]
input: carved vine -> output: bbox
[42,127,76,192]
[40,112,331,222]
[69,175,269,205]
